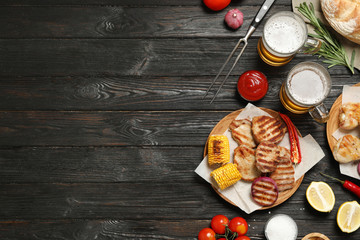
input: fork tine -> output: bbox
[202,38,244,99]
[210,41,248,104]
[205,0,276,103]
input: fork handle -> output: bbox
[250,0,276,29]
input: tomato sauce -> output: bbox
[237,70,268,101]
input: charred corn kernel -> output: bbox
[210,163,241,190]
[208,135,230,166]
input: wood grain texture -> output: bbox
[0,146,203,183]
[0,0,293,7]
[0,219,352,240]
[0,39,355,77]
[0,182,357,220]
[0,73,357,111]
[0,111,334,147]
[0,6,284,38]
[0,0,359,239]
[0,145,342,184]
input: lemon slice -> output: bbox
[306,181,335,212]
[337,201,360,233]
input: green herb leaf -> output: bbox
[351,50,356,69]
[296,2,355,74]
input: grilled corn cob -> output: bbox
[210,163,241,190]
[208,135,230,166]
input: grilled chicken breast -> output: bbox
[270,156,295,192]
[233,145,261,181]
[339,103,360,130]
[229,119,256,148]
[252,116,287,144]
[255,141,280,173]
[333,134,360,163]
[278,146,291,160]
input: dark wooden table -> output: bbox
[0,1,359,239]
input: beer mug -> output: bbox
[257,11,321,66]
[279,62,332,123]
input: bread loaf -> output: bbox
[320,0,360,45]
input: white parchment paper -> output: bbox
[195,103,325,214]
[332,86,360,180]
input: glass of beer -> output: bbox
[258,11,321,66]
[279,62,332,123]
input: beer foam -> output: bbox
[264,16,305,54]
[287,66,329,106]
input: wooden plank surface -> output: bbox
[0,111,331,147]
[0,0,359,239]
[0,0,292,7]
[0,39,354,77]
[0,6,280,38]
[0,146,342,183]
[0,76,357,111]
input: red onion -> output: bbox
[225,9,244,29]
[251,177,278,206]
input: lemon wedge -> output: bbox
[337,201,360,233]
[306,181,335,212]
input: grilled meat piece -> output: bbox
[255,141,281,173]
[233,145,261,181]
[278,146,291,160]
[270,156,295,192]
[229,119,256,148]
[339,102,360,130]
[252,115,287,144]
[333,134,360,163]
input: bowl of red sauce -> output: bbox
[237,70,268,101]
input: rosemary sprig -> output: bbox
[296,2,355,74]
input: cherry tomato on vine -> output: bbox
[203,0,231,11]
[210,215,229,234]
[218,238,226,240]
[198,228,216,240]
[235,236,251,240]
[229,217,248,236]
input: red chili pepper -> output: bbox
[279,113,302,164]
[320,172,360,198]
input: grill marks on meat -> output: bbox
[339,102,360,130]
[234,145,261,181]
[278,145,291,160]
[270,154,295,192]
[226,115,297,206]
[255,141,280,173]
[333,134,360,163]
[229,119,256,148]
[252,116,287,144]
[251,178,278,206]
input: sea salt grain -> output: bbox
[265,214,297,240]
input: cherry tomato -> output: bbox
[218,238,226,240]
[235,236,251,240]
[211,215,229,234]
[229,217,248,236]
[198,228,216,240]
[203,0,231,11]
[237,70,268,101]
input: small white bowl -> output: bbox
[264,214,298,240]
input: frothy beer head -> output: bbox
[263,12,307,57]
[286,62,331,107]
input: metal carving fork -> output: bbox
[203,0,276,104]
